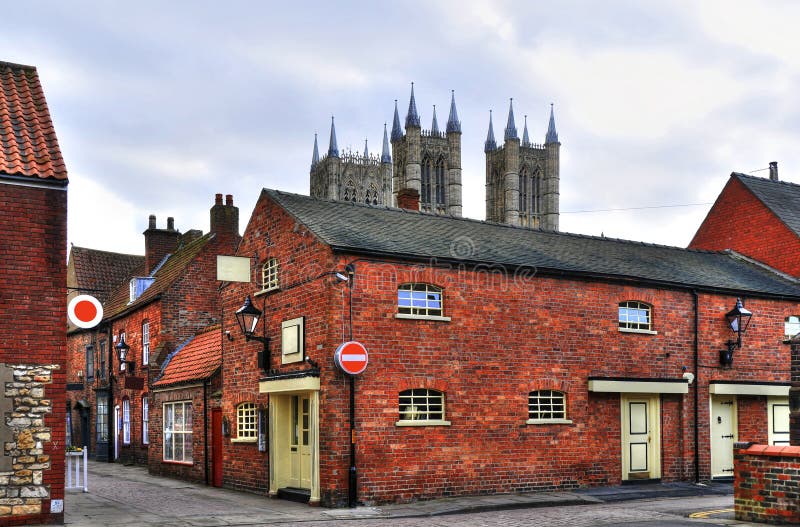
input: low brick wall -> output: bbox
[734,444,800,524]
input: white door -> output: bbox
[289,395,311,489]
[710,395,736,478]
[621,395,661,480]
[113,404,120,460]
[768,397,790,445]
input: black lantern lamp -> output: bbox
[235,295,270,372]
[721,297,753,366]
[115,335,134,373]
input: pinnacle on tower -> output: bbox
[391,99,403,141]
[446,90,461,133]
[545,103,559,144]
[431,105,440,134]
[405,82,420,128]
[363,138,369,158]
[328,116,339,158]
[484,110,497,152]
[504,98,518,141]
[522,115,529,146]
[311,132,319,168]
[381,123,391,164]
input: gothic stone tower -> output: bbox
[309,117,393,206]
[390,85,462,216]
[485,100,560,231]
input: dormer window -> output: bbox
[129,277,155,303]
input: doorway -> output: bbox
[621,394,661,481]
[768,397,789,446]
[211,408,223,487]
[114,404,120,460]
[269,391,318,503]
[710,395,737,478]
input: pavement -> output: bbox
[61,460,735,526]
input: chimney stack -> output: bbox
[769,161,779,181]
[210,192,239,237]
[143,215,180,275]
[397,188,420,211]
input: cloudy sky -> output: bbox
[4,1,799,255]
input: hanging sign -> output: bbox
[334,341,369,375]
[67,294,103,329]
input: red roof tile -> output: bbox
[0,61,67,181]
[152,326,222,388]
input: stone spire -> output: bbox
[446,90,461,133]
[431,105,439,134]
[381,123,391,164]
[504,98,518,140]
[363,138,369,158]
[311,132,319,167]
[391,99,403,141]
[522,115,530,146]
[405,82,420,128]
[545,103,559,144]
[328,116,339,158]
[484,110,497,152]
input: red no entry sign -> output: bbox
[68,294,103,329]
[334,341,368,375]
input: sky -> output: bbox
[4,1,800,255]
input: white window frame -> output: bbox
[232,402,258,443]
[527,390,572,425]
[260,257,280,292]
[142,396,149,444]
[396,283,450,321]
[618,301,656,334]
[784,315,800,341]
[142,321,150,366]
[396,388,450,427]
[163,401,193,463]
[281,317,304,365]
[122,398,131,444]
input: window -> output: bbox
[785,316,800,340]
[527,390,570,424]
[236,402,258,441]
[397,389,450,425]
[435,160,445,205]
[142,396,149,444]
[163,401,193,463]
[85,345,94,380]
[142,321,150,366]
[397,283,445,318]
[421,159,432,205]
[122,398,131,444]
[281,317,304,364]
[261,258,279,292]
[619,301,653,332]
[96,395,108,442]
[98,340,106,380]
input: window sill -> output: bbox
[395,420,451,427]
[618,327,657,335]
[254,287,280,297]
[526,418,573,425]
[395,314,451,322]
[162,460,193,466]
[230,437,258,444]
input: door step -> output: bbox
[277,487,310,503]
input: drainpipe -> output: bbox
[204,380,209,485]
[692,290,700,482]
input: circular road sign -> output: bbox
[334,341,369,375]
[68,294,103,329]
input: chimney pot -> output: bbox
[215,193,223,205]
[148,215,156,229]
[167,217,175,231]
[769,161,779,181]
[226,194,233,206]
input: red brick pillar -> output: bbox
[791,335,800,446]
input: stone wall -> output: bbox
[734,444,800,524]
[1,363,57,521]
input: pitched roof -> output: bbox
[265,189,800,299]
[69,246,144,303]
[733,172,800,238]
[152,326,221,388]
[0,61,67,182]
[104,232,216,320]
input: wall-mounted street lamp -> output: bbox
[235,295,270,372]
[115,335,135,373]
[721,297,753,367]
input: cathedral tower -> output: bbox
[309,117,392,206]
[391,84,462,216]
[485,101,560,230]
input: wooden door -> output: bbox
[768,397,790,446]
[289,395,311,489]
[710,395,736,478]
[621,395,660,480]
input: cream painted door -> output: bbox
[621,395,661,480]
[289,395,311,489]
[710,395,737,478]
[768,397,790,446]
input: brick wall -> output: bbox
[734,444,800,524]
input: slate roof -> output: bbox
[152,326,221,388]
[265,189,800,299]
[69,246,144,304]
[104,232,216,320]
[733,173,800,238]
[0,61,67,181]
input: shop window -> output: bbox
[163,401,193,463]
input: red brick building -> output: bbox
[0,61,69,525]
[215,189,800,507]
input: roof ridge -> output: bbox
[71,245,144,259]
[734,171,800,189]
[0,61,37,72]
